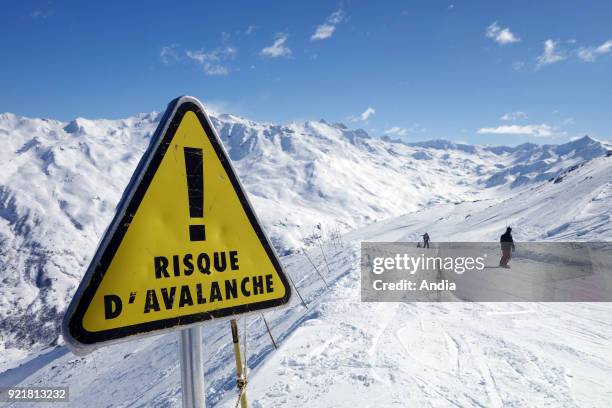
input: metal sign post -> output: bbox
[230,319,248,408]
[179,326,205,408]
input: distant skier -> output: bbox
[422,233,430,248]
[499,227,515,268]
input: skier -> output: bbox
[499,227,515,268]
[422,232,430,248]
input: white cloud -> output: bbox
[311,9,345,41]
[245,25,256,35]
[186,46,236,75]
[562,117,575,126]
[261,33,292,58]
[31,9,52,19]
[160,44,180,65]
[350,107,376,123]
[383,123,426,136]
[385,126,407,137]
[595,40,612,53]
[200,100,230,116]
[500,111,528,121]
[536,39,565,68]
[359,107,376,121]
[328,9,344,24]
[486,22,520,45]
[312,24,336,41]
[577,39,612,62]
[577,48,595,62]
[477,124,554,137]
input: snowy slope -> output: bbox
[241,154,612,407]
[2,161,611,407]
[0,109,610,385]
[344,152,612,243]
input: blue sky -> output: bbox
[1,1,611,145]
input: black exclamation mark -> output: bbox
[184,147,205,241]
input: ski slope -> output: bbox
[2,237,611,407]
[242,162,612,407]
[2,163,612,407]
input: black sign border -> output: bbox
[62,96,292,350]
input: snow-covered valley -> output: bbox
[0,109,611,407]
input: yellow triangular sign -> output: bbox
[63,96,291,352]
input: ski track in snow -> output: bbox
[228,242,612,407]
[1,217,612,408]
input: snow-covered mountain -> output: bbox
[1,160,611,407]
[0,110,610,374]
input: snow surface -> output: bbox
[0,110,611,407]
[2,231,612,407]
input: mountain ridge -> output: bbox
[0,110,610,367]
